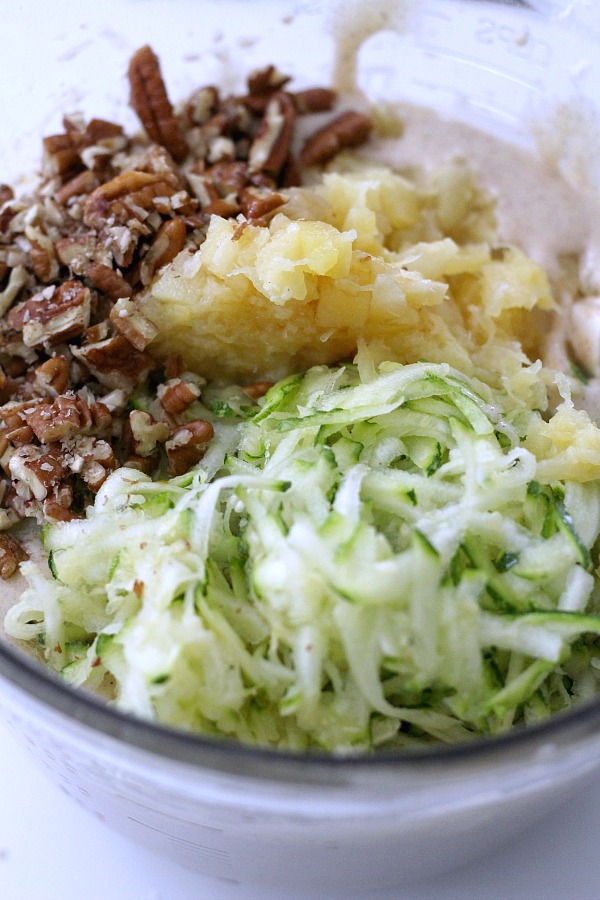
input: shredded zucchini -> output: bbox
[6,350,600,752]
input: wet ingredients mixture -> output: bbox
[3,47,600,752]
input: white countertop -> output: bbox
[1,712,600,900]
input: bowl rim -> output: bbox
[2,635,600,776]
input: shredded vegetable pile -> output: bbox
[7,347,600,752]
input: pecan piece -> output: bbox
[65,436,117,492]
[84,118,125,144]
[128,45,187,163]
[300,110,373,167]
[42,132,87,176]
[22,281,91,348]
[0,265,28,318]
[109,298,159,350]
[129,410,169,457]
[73,334,156,391]
[185,86,219,126]
[34,356,71,396]
[247,65,291,96]
[239,187,285,221]
[55,170,100,206]
[24,394,82,443]
[87,263,133,300]
[242,381,274,400]
[42,500,78,523]
[166,420,214,476]
[9,444,67,502]
[0,184,14,207]
[292,87,337,114]
[0,532,28,579]
[25,225,59,283]
[55,235,109,275]
[248,92,296,177]
[139,217,187,285]
[83,170,194,231]
[158,378,201,415]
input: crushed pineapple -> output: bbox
[140,157,554,392]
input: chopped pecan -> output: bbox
[24,394,83,443]
[0,532,28,579]
[292,87,337,114]
[300,110,373,167]
[55,170,100,205]
[55,235,109,275]
[84,118,125,144]
[34,356,70,396]
[0,265,28,318]
[242,380,274,399]
[90,400,112,432]
[73,334,155,391]
[158,377,201,415]
[129,410,170,457]
[6,426,34,448]
[185,86,219,126]
[248,92,296,177]
[87,263,133,300]
[124,452,159,476]
[42,131,87,177]
[239,187,285,221]
[128,45,187,163]
[166,419,214,476]
[109,298,159,350]
[25,225,59,283]
[65,436,117,492]
[201,198,240,218]
[9,443,67,501]
[139,217,187,285]
[0,184,14,207]
[22,281,91,348]
[248,65,291,96]
[83,170,195,232]
[42,499,78,523]
[84,321,110,344]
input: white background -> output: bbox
[2,714,600,900]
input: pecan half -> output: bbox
[128,45,187,163]
[300,110,373,167]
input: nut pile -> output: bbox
[0,47,373,575]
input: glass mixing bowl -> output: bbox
[2,0,600,891]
